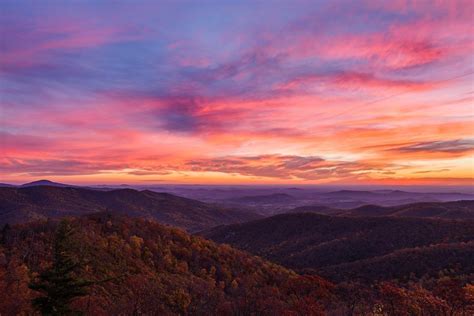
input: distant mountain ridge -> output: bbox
[318,189,474,207]
[228,193,296,203]
[289,200,474,219]
[214,187,474,216]
[0,183,16,188]
[20,179,71,187]
[0,186,260,231]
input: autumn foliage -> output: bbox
[0,214,472,315]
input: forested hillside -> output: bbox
[0,214,331,315]
[203,213,474,283]
[0,213,474,316]
[1,214,473,315]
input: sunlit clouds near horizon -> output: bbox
[1,0,473,185]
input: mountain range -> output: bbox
[215,189,474,215]
[0,186,260,232]
[289,200,474,219]
[0,180,473,314]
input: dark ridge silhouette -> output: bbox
[0,183,16,188]
[0,186,260,232]
[20,179,72,187]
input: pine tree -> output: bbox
[29,220,91,315]
[1,223,11,244]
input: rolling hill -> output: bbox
[319,241,474,282]
[0,186,260,232]
[202,213,474,282]
[342,200,474,219]
[312,189,474,210]
[288,200,474,219]
[209,188,474,215]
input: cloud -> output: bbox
[414,169,451,174]
[126,170,171,176]
[0,158,130,176]
[0,132,57,153]
[276,71,436,93]
[393,139,474,153]
[184,155,386,180]
[153,97,203,133]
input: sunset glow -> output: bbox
[1,0,473,185]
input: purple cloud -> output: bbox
[393,139,474,153]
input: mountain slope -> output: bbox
[202,213,474,282]
[0,186,260,231]
[0,214,333,315]
[2,214,473,315]
[318,241,474,282]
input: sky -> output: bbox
[1,0,473,185]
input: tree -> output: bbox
[1,223,11,244]
[335,281,373,316]
[377,282,414,316]
[29,220,91,315]
[434,278,474,316]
